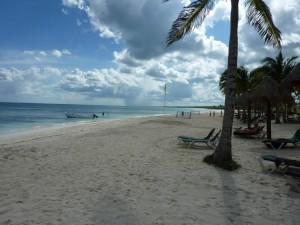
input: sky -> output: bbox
[0,0,299,106]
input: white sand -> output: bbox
[0,114,300,225]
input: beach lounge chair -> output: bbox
[284,167,300,192]
[177,128,215,141]
[233,125,265,138]
[258,154,300,173]
[262,129,300,149]
[179,130,221,148]
[258,154,300,192]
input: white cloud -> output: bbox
[204,1,231,27]
[52,50,61,57]
[0,67,23,82]
[1,0,299,105]
[62,8,69,15]
[24,50,47,57]
[237,0,300,67]
[44,67,63,76]
[39,51,47,56]
[57,68,146,104]
[52,49,72,58]
[24,50,35,56]
[76,19,83,26]
[82,0,297,105]
[61,0,87,10]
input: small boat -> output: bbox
[65,113,98,119]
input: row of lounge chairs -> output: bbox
[262,129,300,149]
[176,128,300,192]
[235,126,300,192]
[234,122,300,150]
[259,130,300,192]
[177,127,300,150]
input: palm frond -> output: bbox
[166,0,216,46]
[283,56,299,76]
[245,0,281,48]
[284,56,299,68]
[256,52,299,81]
[250,66,270,85]
[219,70,227,95]
[219,66,252,96]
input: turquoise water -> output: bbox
[0,102,209,135]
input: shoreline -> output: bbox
[1,114,299,224]
[0,113,170,138]
[0,115,157,143]
[0,102,219,137]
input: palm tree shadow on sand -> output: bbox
[91,192,141,225]
[217,170,244,224]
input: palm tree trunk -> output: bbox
[211,0,239,162]
[283,104,287,123]
[236,106,241,119]
[247,104,251,129]
[266,101,272,139]
[275,103,281,124]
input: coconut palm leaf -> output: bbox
[249,66,268,85]
[164,0,282,165]
[165,0,216,46]
[283,56,299,74]
[245,0,281,47]
[283,63,300,90]
[251,51,298,83]
[219,66,252,95]
[219,70,227,95]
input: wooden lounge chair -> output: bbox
[179,130,221,148]
[177,128,215,141]
[262,129,300,149]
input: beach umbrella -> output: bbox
[251,77,283,139]
[283,63,300,89]
[236,90,253,105]
[251,77,294,139]
[252,77,281,103]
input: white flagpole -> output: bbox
[164,84,166,116]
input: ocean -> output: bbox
[0,102,212,135]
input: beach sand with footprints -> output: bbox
[1,113,300,225]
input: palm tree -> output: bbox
[219,66,251,96]
[219,66,253,126]
[164,0,281,165]
[251,51,298,123]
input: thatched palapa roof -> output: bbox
[283,63,300,89]
[251,77,281,104]
[235,90,253,106]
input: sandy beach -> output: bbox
[0,113,300,225]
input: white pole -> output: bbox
[164,84,166,116]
